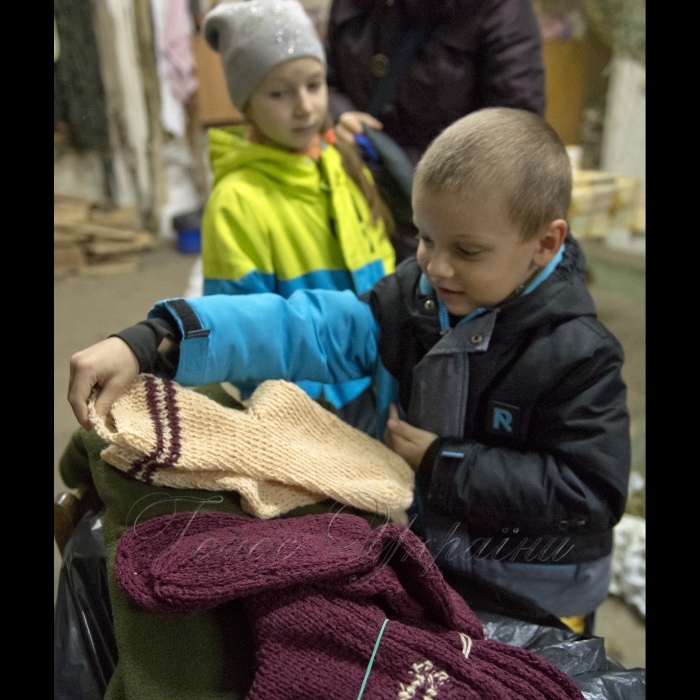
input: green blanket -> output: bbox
[59,384,377,700]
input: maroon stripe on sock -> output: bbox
[127,375,166,481]
[161,379,182,468]
[141,379,181,484]
[141,460,158,485]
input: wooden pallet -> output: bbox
[54,196,156,275]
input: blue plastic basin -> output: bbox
[177,229,201,254]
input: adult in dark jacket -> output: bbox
[326,0,546,260]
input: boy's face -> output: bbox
[413,187,545,317]
[245,58,328,151]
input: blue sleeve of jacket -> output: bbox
[147,289,380,388]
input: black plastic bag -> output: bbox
[54,510,117,700]
[479,612,646,699]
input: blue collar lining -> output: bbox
[438,301,485,331]
[523,242,565,296]
[420,242,566,333]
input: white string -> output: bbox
[459,633,472,660]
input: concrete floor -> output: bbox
[54,238,645,669]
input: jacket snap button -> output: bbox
[371,54,390,78]
[424,299,436,311]
[470,334,483,344]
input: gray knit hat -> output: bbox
[202,0,326,112]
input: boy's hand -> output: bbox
[335,111,383,146]
[68,337,139,431]
[383,404,438,471]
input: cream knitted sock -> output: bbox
[88,375,414,520]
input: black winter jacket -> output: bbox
[326,0,546,165]
[363,236,631,565]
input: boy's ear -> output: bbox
[532,219,568,268]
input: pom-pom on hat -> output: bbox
[202,0,326,111]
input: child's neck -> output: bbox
[244,124,324,160]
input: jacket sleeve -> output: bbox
[201,182,276,295]
[324,2,360,121]
[147,290,380,388]
[111,318,180,377]
[418,340,631,536]
[327,88,359,125]
[473,0,546,116]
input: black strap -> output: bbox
[368,18,437,119]
[166,299,211,339]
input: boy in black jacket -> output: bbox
[69,108,630,631]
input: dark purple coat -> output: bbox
[326,0,546,165]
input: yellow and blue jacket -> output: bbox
[201,126,396,408]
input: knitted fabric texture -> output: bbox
[115,511,585,700]
[88,375,414,520]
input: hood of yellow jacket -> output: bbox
[208,126,328,200]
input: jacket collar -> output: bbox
[208,125,340,202]
[411,234,595,336]
[418,242,567,333]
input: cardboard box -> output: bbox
[192,35,245,127]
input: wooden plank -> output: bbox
[88,204,141,230]
[54,194,95,207]
[54,246,86,269]
[54,197,92,227]
[54,230,90,247]
[54,222,139,242]
[574,170,617,187]
[85,232,155,256]
[133,231,157,250]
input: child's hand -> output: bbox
[68,337,140,431]
[335,111,383,146]
[383,404,438,471]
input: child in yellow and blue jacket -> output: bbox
[197,0,396,431]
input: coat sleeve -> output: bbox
[147,290,380,388]
[473,0,546,116]
[324,2,360,121]
[418,339,631,536]
[327,89,359,125]
[201,181,276,295]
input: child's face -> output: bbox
[413,187,545,317]
[245,58,328,151]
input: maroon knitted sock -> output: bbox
[115,511,584,699]
[116,511,484,637]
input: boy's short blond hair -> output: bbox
[413,108,571,240]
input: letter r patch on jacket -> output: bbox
[487,401,520,436]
